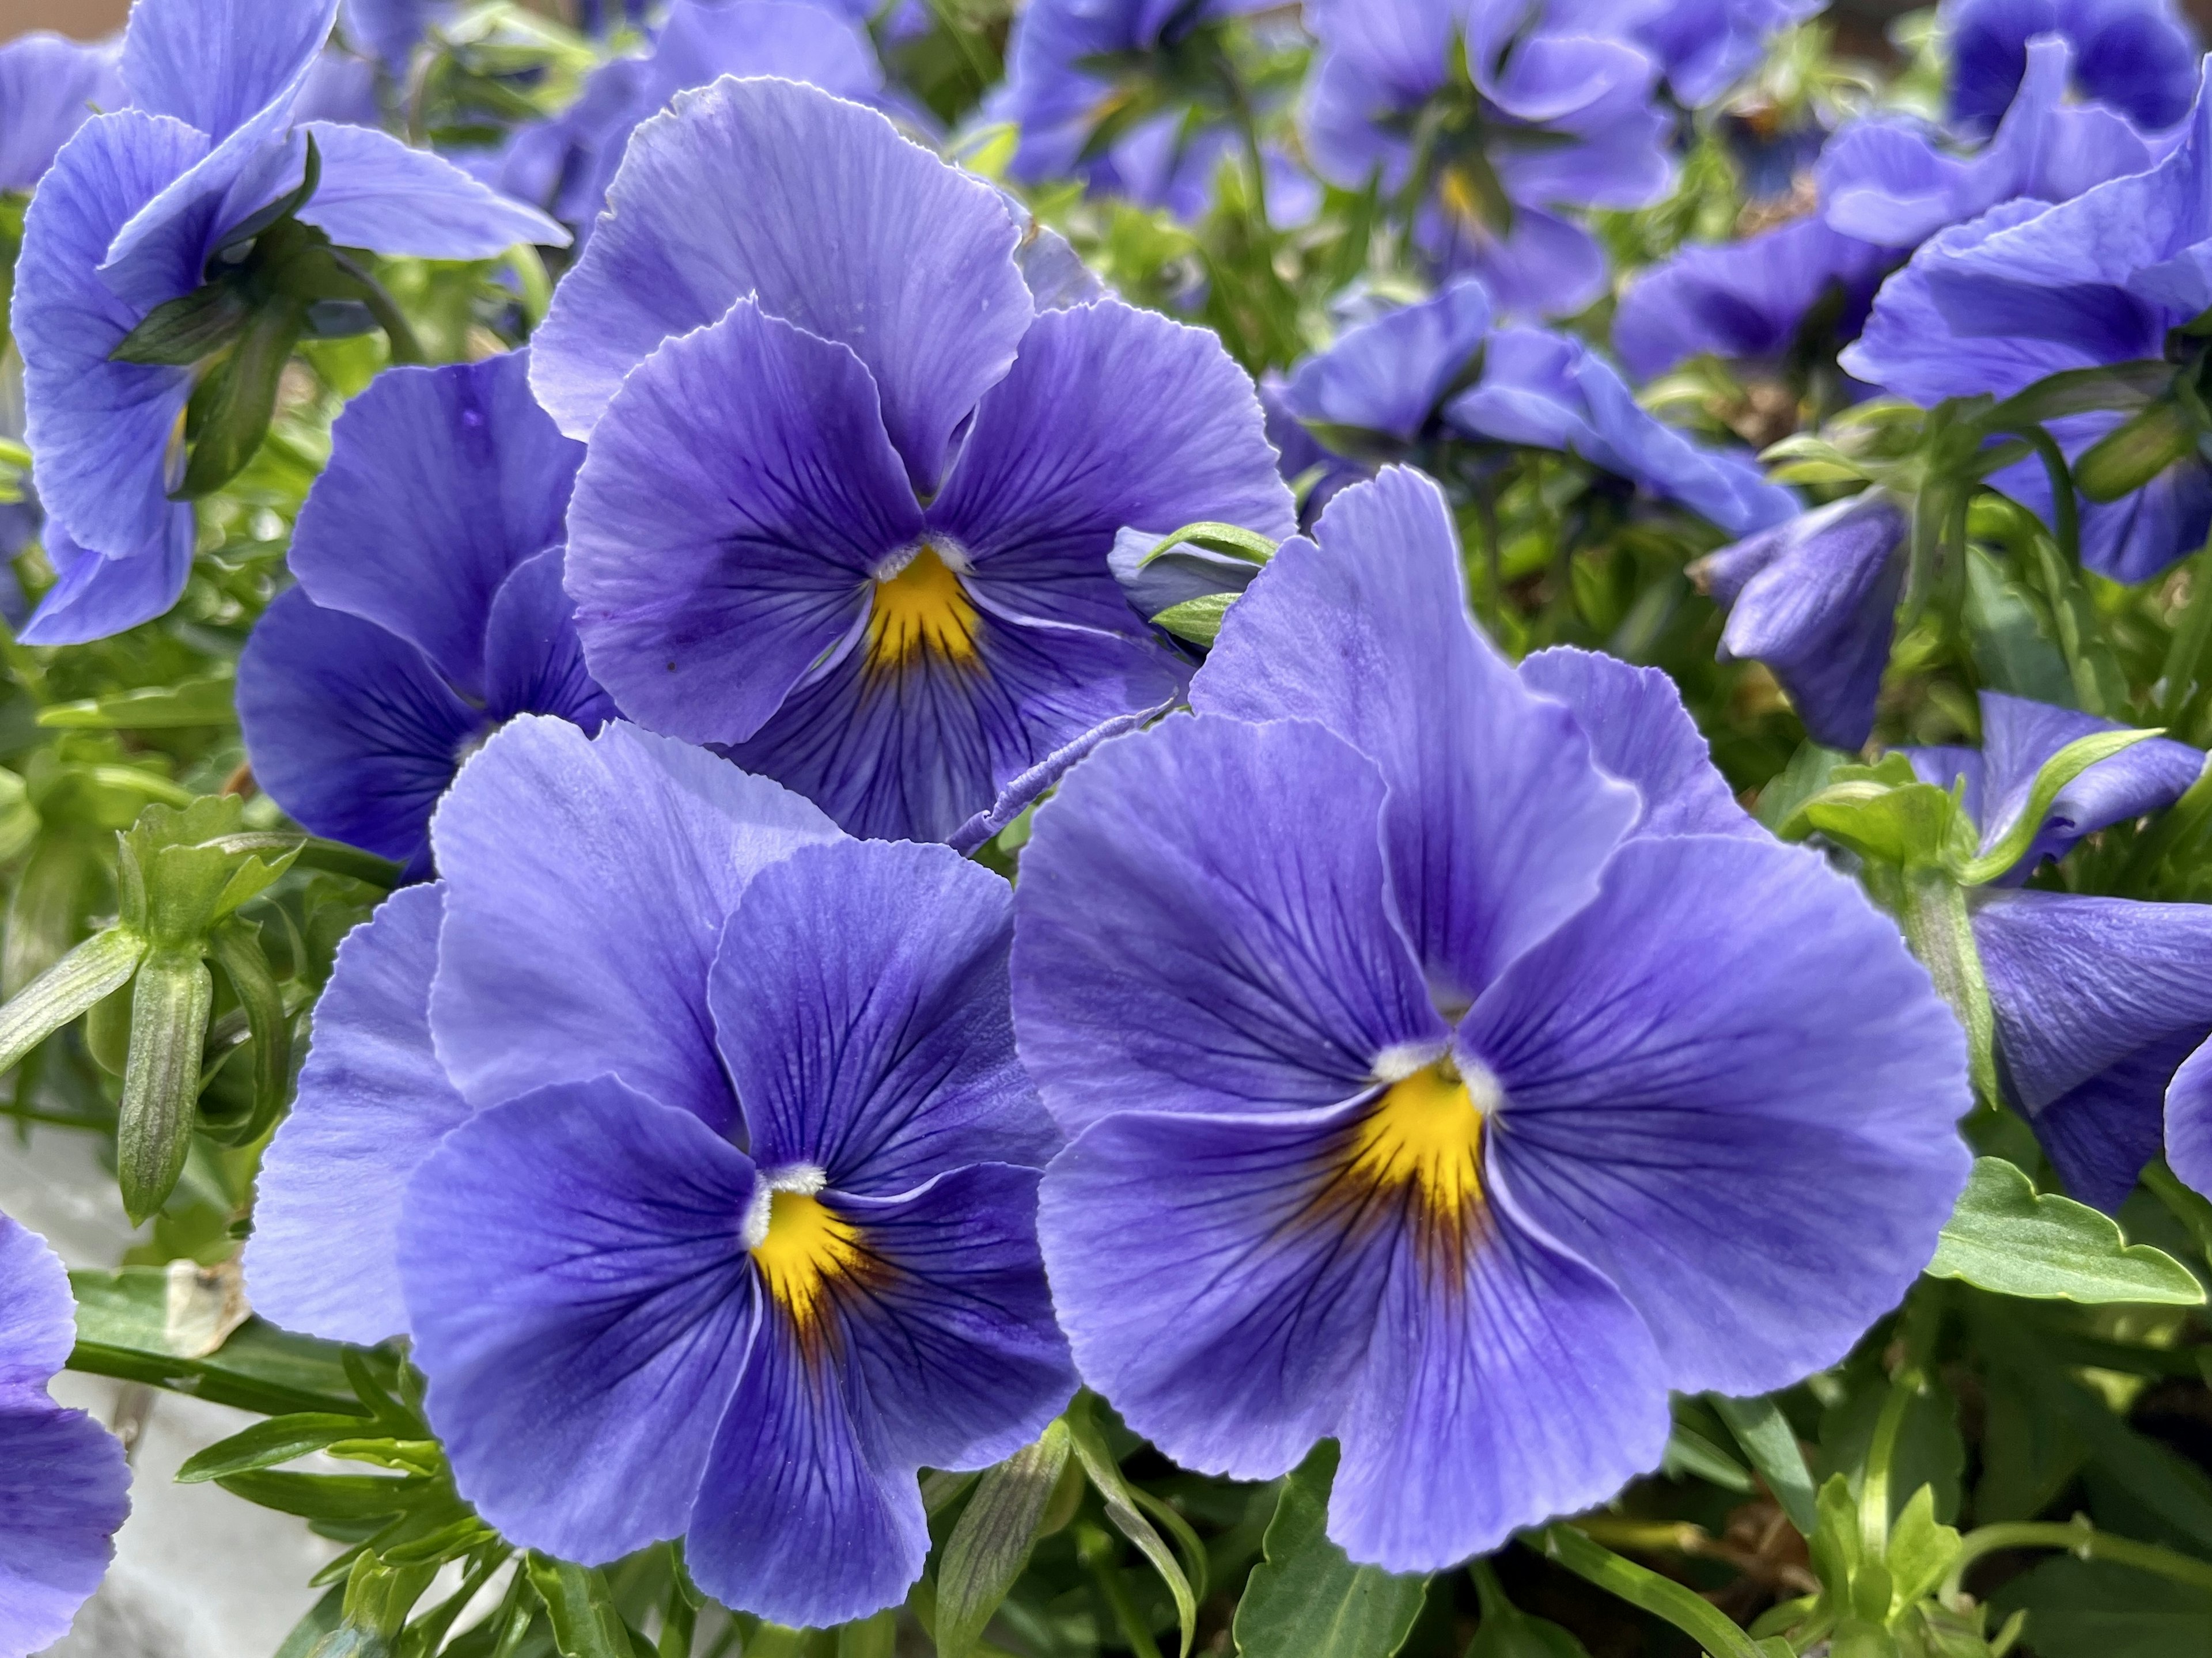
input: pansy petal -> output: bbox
[2165,1035,2212,1200]
[428,718,840,1128]
[531,75,1031,492]
[1037,1102,1400,1481]
[237,589,481,867]
[403,1077,759,1565]
[0,33,124,194]
[826,1166,1074,1471]
[1517,647,1760,839]
[14,112,204,564]
[296,122,567,256]
[929,299,1295,637]
[712,839,1055,1190]
[1469,834,1972,1395]
[482,549,617,729]
[16,510,196,648]
[291,352,584,693]
[724,610,1186,846]
[0,1406,131,1657]
[245,884,463,1344]
[2036,1033,2201,1214]
[563,299,923,749]
[685,1307,929,1629]
[1330,1219,1667,1572]
[121,0,335,141]
[0,1215,77,1392]
[1195,468,1638,1006]
[1013,715,1445,1136]
[1973,689,2204,877]
[1282,278,1493,445]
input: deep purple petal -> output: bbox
[1517,647,1762,840]
[121,0,335,141]
[1469,834,1973,1395]
[563,299,923,749]
[244,884,464,1344]
[237,589,480,867]
[1195,468,1638,1006]
[531,75,1031,494]
[295,121,567,255]
[14,112,203,564]
[291,352,584,693]
[403,1077,759,1564]
[1948,0,2197,135]
[482,549,616,730]
[0,33,123,194]
[0,1405,131,1657]
[427,718,839,1127]
[1282,279,1493,444]
[2164,1034,2212,1198]
[929,299,1296,637]
[1012,715,1446,1137]
[710,838,1057,1192]
[16,509,196,647]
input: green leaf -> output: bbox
[1990,1557,2212,1658]
[1468,1561,1589,1658]
[275,1584,349,1658]
[1881,1486,1961,1610]
[0,925,145,1076]
[1233,1444,1427,1658]
[1710,1394,1820,1536]
[215,1469,416,1522]
[1927,1158,2205,1304]
[1066,1396,1200,1658]
[1791,779,1974,870]
[1137,521,1279,567]
[1754,742,1854,834]
[109,282,255,366]
[1152,591,1235,646]
[1952,728,2163,884]
[935,1421,1074,1658]
[202,920,293,1144]
[116,950,214,1223]
[1662,1420,1753,1492]
[1988,360,2174,424]
[525,1555,647,1658]
[2073,400,2199,503]
[177,1412,385,1484]
[38,675,240,730]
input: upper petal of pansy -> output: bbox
[647,0,883,111]
[0,33,124,194]
[236,589,482,869]
[1012,715,1446,1137]
[1037,1102,1406,1482]
[1974,889,2212,1208]
[291,352,584,695]
[927,299,1296,638]
[1971,690,2204,878]
[0,1214,77,1394]
[1330,1215,1668,1572]
[722,607,1187,845]
[16,509,197,648]
[1483,33,1672,210]
[710,838,1056,1192]
[122,0,336,142]
[1282,279,1493,446]
[244,885,465,1344]
[1195,468,1639,1008]
[402,1077,759,1566]
[427,718,840,1129]
[482,549,618,730]
[1304,0,1450,117]
[530,75,1032,494]
[563,299,924,749]
[14,112,204,564]
[1469,834,1972,1397]
[1517,647,1762,840]
[0,1405,132,1658]
[293,122,567,257]
[2165,1034,2212,1199]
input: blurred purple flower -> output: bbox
[0,32,123,194]
[1943,0,2197,136]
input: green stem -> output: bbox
[1940,1517,2212,1604]
[1890,869,1999,1106]
[2161,533,2212,726]
[2001,424,2082,570]
[2143,1159,2212,1264]
[1536,1525,1765,1658]
[1078,1524,1164,1658]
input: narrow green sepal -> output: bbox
[0,925,146,1076]
[116,950,214,1224]
[110,282,255,366]
[1153,591,1235,645]
[202,919,294,1144]
[1986,359,2174,426]
[1951,726,2162,884]
[935,1420,1075,1658]
[173,297,309,499]
[2073,398,2199,502]
[1138,520,1279,568]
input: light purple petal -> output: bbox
[245,884,464,1344]
[1971,689,2203,878]
[710,838,1058,1193]
[121,0,335,141]
[1282,279,1493,444]
[427,718,840,1128]
[1195,468,1639,1007]
[531,75,1031,494]
[0,33,123,194]
[16,510,196,647]
[1469,834,1974,1395]
[295,121,567,255]
[1012,715,1446,1138]
[402,1077,759,1564]
[0,1406,131,1657]
[2165,1034,2212,1199]
[0,1214,77,1393]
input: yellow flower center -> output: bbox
[1343,1060,1487,1219]
[865,546,980,676]
[749,1189,864,1329]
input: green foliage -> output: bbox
[1232,1445,1427,1658]
[1930,1159,2207,1306]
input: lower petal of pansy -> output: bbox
[1330,1217,1666,1572]
[0,1405,132,1658]
[710,839,1056,1192]
[1012,714,1445,1137]
[2036,1031,2202,1213]
[724,608,1184,846]
[1468,835,1971,1397]
[237,589,483,867]
[1037,1102,1406,1482]
[245,885,465,1345]
[15,504,196,648]
[686,1307,930,1629]
[401,1077,760,1566]
[825,1166,1074,1473]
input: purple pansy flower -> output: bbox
[1015,466,1971,1569]
[247,715,1073,1625]
[1577,0,1823,108]
[1302,0,1673,317]
[0,32,123,194]
[533,76,1294,846]
[1,1211,131,1658]
[1697,490,1911,752]
[10,0,562,647]
[1842,58,2212,585]
[1943,0,2197,137]
[236,351,611,878]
